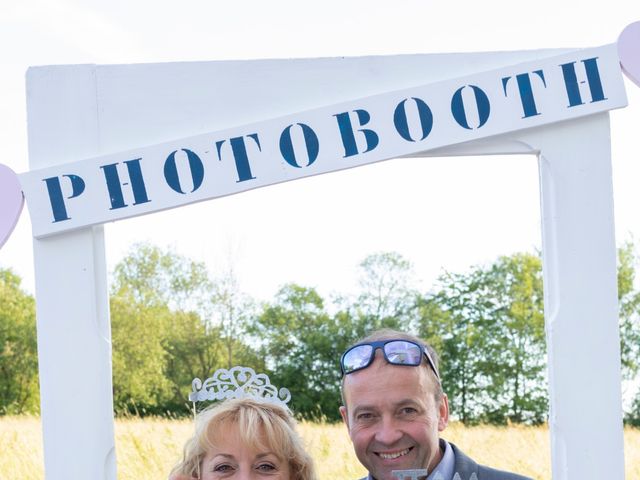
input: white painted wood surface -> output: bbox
[26,65,116,479]
[26,51,625,479]
[534,113,624,479]
[20,45,626,238]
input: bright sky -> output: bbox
[1,0,640,309]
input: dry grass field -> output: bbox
[1,415,639,479]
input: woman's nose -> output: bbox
[236,469,252,480]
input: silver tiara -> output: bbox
[189,366,291,407]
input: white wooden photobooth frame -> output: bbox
[26,49,625,479]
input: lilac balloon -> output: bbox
[0,164,24,249]
[619,22,640,88]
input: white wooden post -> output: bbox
[27,66,116,479]
[534,113,625,479]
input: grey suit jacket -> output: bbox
[358,441,533,480]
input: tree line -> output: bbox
[2,242,640,425]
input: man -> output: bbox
[339,329,532,480]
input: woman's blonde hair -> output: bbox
[170,398,316,480]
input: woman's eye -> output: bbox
[256,463,277,472]
[214,464,234,473]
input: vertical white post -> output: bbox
[26,65,116,480]
[534,112,625,479]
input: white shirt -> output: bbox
[365,439,455,480]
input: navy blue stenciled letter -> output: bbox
[334,110,379,158]
[502,70,547,118]
[43,174,85,222]
[451,85,491,130]
[216,134,262,182]
[393,97,433,142]
[164,149,205,194]
[279,123,320,168]
[100,159,151,210]
[560,57,607,108]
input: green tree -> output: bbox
[419,253,547,424]
[252,284,354,420]
[627,393,640,427]
[110,290,172,413]
[109,243,261,415]
[112,242,212,315]
[616,240,640,425]
[0,268,39,414]
[419,267,499,424]
[354,251,418,331]
[617,240,640,380]
[485,253,546,424]
[210,265,256,368]
[110,243,222,414]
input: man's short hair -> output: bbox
[340,328,444,404]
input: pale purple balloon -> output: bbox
[0,164,24,249]
[619,22,640,88]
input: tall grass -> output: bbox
[1,416,639,479]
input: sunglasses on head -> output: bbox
[340,339,440,380]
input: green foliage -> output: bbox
[163,311,221,407]
[0,269,39,414]
[4,241,640,424]
[251,284,354,420]
[112,242,212,315]
[627,394,640,427]
[210,266,256,368]
[110,243,205,414]
[419,253,547,424]
[484,253,547,424]
[109,243,263,416]
[354,251,417,331]
[618,240,640,380]
[419,267,500,424]
[110,291,172,412]
[617,239,640,426]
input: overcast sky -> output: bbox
[2,1,640,308]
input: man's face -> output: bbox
[340,353,448,480]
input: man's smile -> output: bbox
[376,447,413,460]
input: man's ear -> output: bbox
[339,405,351,433]
[438,394,449,432]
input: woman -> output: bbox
[170,398,317,480]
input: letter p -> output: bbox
[43,174,85,222]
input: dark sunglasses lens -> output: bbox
[384,341,422,365]
[342,345,374,373]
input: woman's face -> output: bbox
[200,424,291,480]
